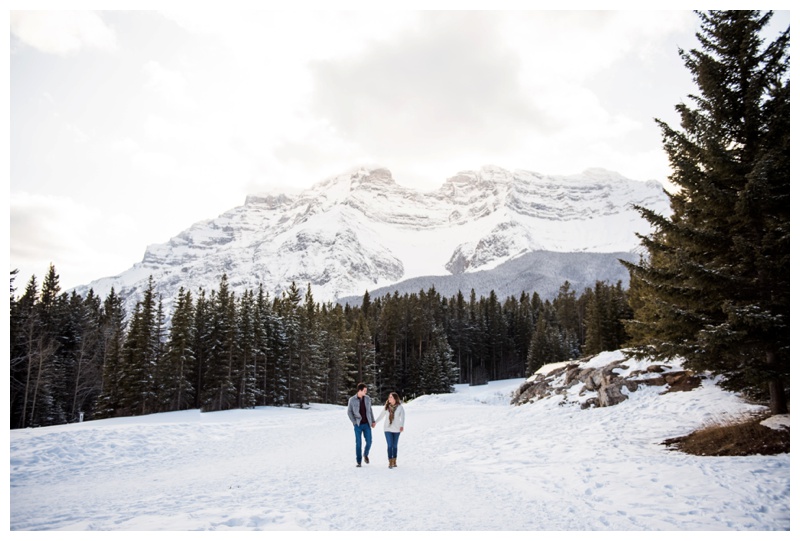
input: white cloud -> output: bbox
[9,9,716,290]
[10,192,137,290]
[143,61,196,109]
[308,12,542,163]
[108,137,139,154]
[143,113,198,145]
[297,10,696,185]
[64,123,91,144]
[10,11,117,56]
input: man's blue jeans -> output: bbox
[354,423,372,464]
[384,431,400,459]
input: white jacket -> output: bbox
[374,404,405,433]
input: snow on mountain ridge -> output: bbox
[74,166,669,316]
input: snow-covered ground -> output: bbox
[9,354,790,532]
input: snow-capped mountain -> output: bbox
[74,165,669,313]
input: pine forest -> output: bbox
[9,265,632,429]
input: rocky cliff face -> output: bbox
[74,165,670,316]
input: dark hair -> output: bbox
[357,383,368,392]
[385,392,401,408]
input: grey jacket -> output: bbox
[347,394,375,426]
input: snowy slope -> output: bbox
[9,351,789,531]
[337,249,640,305]
[73,166,669,315]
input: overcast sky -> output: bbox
[7,6,791,291]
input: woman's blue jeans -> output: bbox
[384,431,400,459]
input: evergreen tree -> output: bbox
[9,271,27,427]
[30,264,65,426]
[192,289,211,409]
[607,281,632,350]
[510,291,535,376]
[119,276,160,416]
[319,302,349,404]
[467,289,488,385]
[279,282,303,405]
[584,281,631,356]
[553,282,582,359]
[9,274,58,428]
[375,292,404,394]
[269,294,290,405]
[253,285,279,406]
[64,290,103,422]
[202,275,239,411]
[624,11,790,413]
[445,290,470,385]
[236,289,258,409]
[350,312,377,391]
[526,303,568,375]
[484,290,506,380]
[420,324,457,394]
[152,297,168,409]
[95,288,127,418]
[298,284,325,404]
[162,287,196,411]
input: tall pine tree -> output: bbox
[236,289,258,409]
[95,288,127,418]
[202,275,239,412]
[162,287,196,411]
[624,11,789,414]
[119,276,160,416]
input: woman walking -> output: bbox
[373,392,405,468]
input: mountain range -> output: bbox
[74,165,670,314]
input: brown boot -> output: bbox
[393,458,397,468]
[388,459,393,468]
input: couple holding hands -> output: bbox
[347,383,405,469]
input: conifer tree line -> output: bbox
[10,265,631,428]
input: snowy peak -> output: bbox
[311,167,393,199]
[75,165,670,314]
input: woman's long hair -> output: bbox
[384,392,402,424]
[384,392,401,409]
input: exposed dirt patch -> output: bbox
[663,415,789,456]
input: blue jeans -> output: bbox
[384,431,400,459]
[354,423,372,464]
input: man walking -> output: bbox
[347,383,375,467]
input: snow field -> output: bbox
[9,374,790,531]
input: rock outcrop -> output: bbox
[511,352,701,409]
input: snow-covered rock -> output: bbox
[512,351,701,409]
